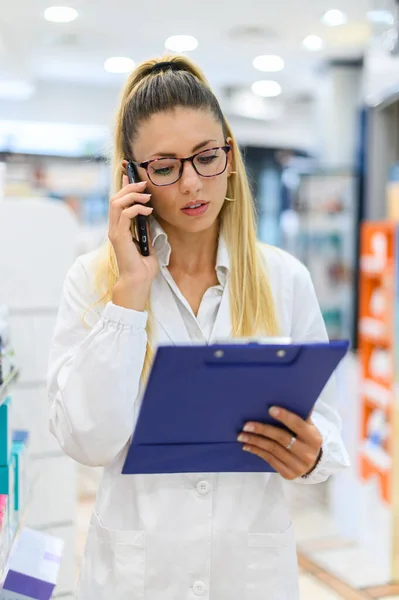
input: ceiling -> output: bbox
[1,1,376,88]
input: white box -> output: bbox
[42,524,76,596]
[1,528,64,600]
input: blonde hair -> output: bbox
[88,54,279,378]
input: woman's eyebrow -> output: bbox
[151,139,218,158]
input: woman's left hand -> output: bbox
[237,406,323,480]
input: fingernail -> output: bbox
[237,434,248,443]
[243,423,255,433]
[243,446,251,452]
[270,407,279,418]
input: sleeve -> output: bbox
[47,257,148,467]
[290,261,351,484]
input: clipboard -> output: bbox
[122,340,349,475]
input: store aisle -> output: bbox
[74,488,399,600]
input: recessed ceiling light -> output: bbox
[321,9,347,27]
[165,35,198,52]
[44,6,78,23]
[253,55,285,72]
[104,57,135,74]
[251,80,282,98]
[367,10,394,26]
[303,35,324,51]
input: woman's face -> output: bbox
[130,107,233,234]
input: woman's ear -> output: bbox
[121,159,129,175]
[226,137,234,176]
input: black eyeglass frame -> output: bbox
[131,144,232,187]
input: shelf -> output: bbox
[362,441,392,473]
[359,317,390,341]
[359,333,392,348]
[362,379,393,409]
[0,369,19,408]
[359,257,386,277]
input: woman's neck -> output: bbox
[157,217,219,275]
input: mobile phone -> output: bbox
[126,162,150,257]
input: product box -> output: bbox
[11,433,29,516]
[0,397,12,467]
[0,458,15,532]
[0,495,9,578]
[1,528,64,600]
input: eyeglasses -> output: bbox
[132,145,231,187]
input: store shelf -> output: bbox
[362,441,392,473]
[299,212,353,236]
[0,369,19,408]
[358,317,389,340]
[362,379,393,410]
[359,256,387,277]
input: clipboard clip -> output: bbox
[205,345,301,366]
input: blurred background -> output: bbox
[1,0,399,598]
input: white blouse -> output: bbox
[151,218,228,343]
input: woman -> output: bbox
[47,55,350,599]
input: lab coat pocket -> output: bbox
[246,523,298,600]
[85,511,146,600]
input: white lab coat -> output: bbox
[47,233,350,600]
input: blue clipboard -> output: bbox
[122,340,349,475]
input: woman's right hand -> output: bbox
[108,175,159,311]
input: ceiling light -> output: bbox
[44,6,78,23]
[367,10,394,26]
[165,35,198,52]
[251,80,282,98]
[253,55,284,72]
[303,35,324,51]
[0,80,35,100]
[321,9,348,27]
[104,57,135,74]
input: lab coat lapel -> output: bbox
[150,272,191,345]
[209,277,232,343]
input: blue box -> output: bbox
[12,430,29,445]
[0,397,12,466]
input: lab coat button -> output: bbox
[196,480,211,495]
[193,581,206,596]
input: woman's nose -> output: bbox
[179,160,202,194]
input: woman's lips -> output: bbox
[181,202,209,217]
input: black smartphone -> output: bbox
[126,162,150,257]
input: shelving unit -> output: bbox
[358,221,399,578]
[0,198,80,599]
[281,170,358,344]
